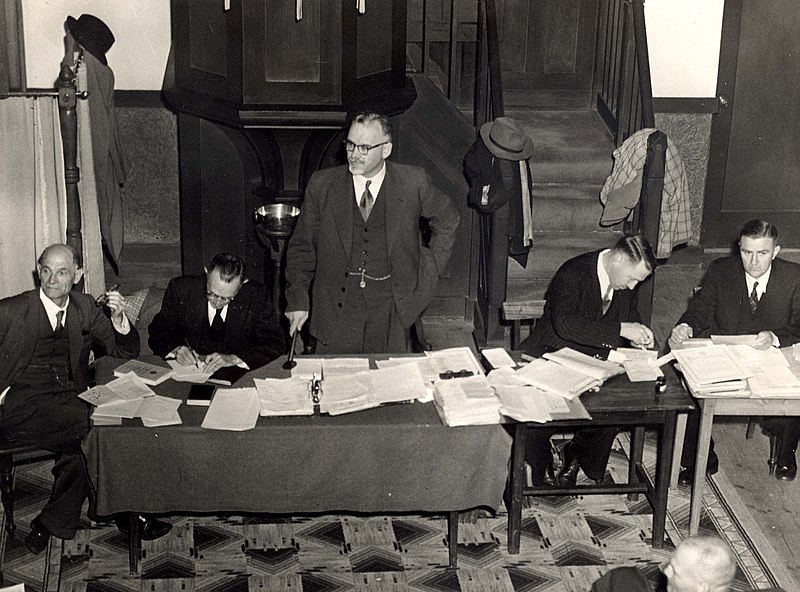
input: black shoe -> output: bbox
[557,442,581,487]
[678,454,719,486]
[25,517,51,555]
[114,514,172,541]
[532,460,557,487]
[775,454,797,481]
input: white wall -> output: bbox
[645,0,724,98]
[23,0,171,91]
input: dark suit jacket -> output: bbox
[285,162,460,345]
[148,276,284,371]
[591,567,657,592]
[521,250,642,357]
[0,289,140,393]
[678,256,800,346]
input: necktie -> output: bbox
[749,281,759,314]
[602,286,613,315]
[359,180,374,222]
[211,308,225,333]
[55,310,64,333]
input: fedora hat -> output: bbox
[66,14,115,66]
[479,117,534,161]
[600,170,642,226]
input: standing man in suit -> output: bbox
[670,219,800,483]
[284,111,460,354]
[0,244,141,554]
[149,253,284,374]
[519,235,657,486]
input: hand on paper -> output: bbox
[285,310,308,335]
[620,322,655,349]
[174,344,202,367]
[668,323,693,350]
[752,330,778,350]
[203,352,242,375]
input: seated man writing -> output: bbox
[670,219,800,483]
[149,253,284,375]
[520,234,657,486]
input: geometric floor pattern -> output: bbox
[0,432,785,592]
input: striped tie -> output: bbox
[359,180,374,222]
[749,281,759,314]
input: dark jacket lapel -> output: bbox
[383,163,408,255]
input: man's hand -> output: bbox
[104,290,127,323]
[620,322,655,348]
[286,310,309,336]
[753,330,778,350]
[173,344,202,367]
[204,352,241,375]
[668,323,693,350]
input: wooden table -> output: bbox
[84,356,512,574]
[507,364,694,553]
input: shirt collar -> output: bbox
[597,249,612,299]
[745,265,771,299]
[352,162,387,204]
[39,288,68,328]
[207,301,229,325]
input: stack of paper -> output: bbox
[320,374,377,415]
[114,359,174,385]
[432,375,501,426]
[82,374,155,422]
[425,347,485,381]
[512,357,601,400]
[254,377,314,416]
[542,348,623,382]
[672,345,752,396]
[201,388,261,430]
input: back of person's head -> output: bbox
[611,234,657,272]
[670,535,736,592]
[352,112,393,142]
[739,218,778,242]
[207,253,245,283]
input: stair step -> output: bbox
[504,88,593,110]
[533,183,612,232]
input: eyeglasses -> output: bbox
[206,290,235,304]
[343,139,390,156]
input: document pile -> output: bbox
[512,347,622,399]
[433,374,502,426]
[671,344,752,396]
[82,373,182,426]
[167,359,246,386]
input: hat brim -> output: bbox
[599,176,641,226]
[66,15,108,66]
[480,121,534,161]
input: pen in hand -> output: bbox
[95,284,120,306]
[184,339,200,368]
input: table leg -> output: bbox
[689,399,715,535]
[128,511,141,575]
[651,412,676,548]
[507,423,527,554]
[628,426,645,501]
[447,511,458,569]
[670,413,687,489]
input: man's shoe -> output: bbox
[532,461,557,487]
[115,514,172,541]
[775,454,797,481]
[678,454,719,486]
[557,442,581,487]
[25,518,51,555]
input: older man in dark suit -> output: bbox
[149,253,284,375]
[671,219,800,483]
[0,244,140,554]
[520,235,657,486]
[284,111,460,354]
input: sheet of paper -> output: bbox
[608,347,658,364]
[362,363,428,404]
[291,358,323,380]
[167,359,212,383]
[425,346,485,379]
[487,366,527,388]
[495,386,552,423]
[91,415,123,426]
[672,345,752,387]
[93,398,144,419]
[319,374,377,415]
[513,358,598,399]
[136,395,182,424]
[543,347,622,381]
[142,410,182,427]
[253,377,314,416]
[379,357,440,383]
[481,347,516,369]
[114,359,174,385]
[622,358,664,382]
[711,334,759,346]
[322,358,371,377]
[79,374,154,406]
[201,388,261,430]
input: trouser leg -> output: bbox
[572,427,618,481]
[681,408,716,468]
[38,449,89,539]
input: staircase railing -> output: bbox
[595,0,663,326]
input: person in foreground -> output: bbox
[670,219,800,484]
[0,244,163,554]
[284,111,460,354]
[149,253,284,375]
[591,534,746,592]
[519,234,657,486]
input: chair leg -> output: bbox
[746,417,758,439]
[769,435,781,475]
[0,453,16,535]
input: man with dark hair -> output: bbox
[149,253,284,374]
[0,244,140,554]
[671,219,800,483]
[285,111,460,353]
[520,234,658,486]
[592,534,742,592]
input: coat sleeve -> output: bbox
[147,278,186,357]
[418,171,460,275]
[86,299,140,360]
[676,261,723,337]
[236,284,285,370]
[285,172,324,313]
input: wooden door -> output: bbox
[703,0,800,247]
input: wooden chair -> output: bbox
[0,438,55,534]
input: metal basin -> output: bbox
[254,204,300,238]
